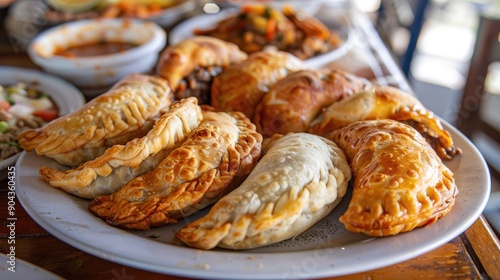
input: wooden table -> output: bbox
[1,3,500,279]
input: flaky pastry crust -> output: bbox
[156,36,248,91]
[327,119,458,236]
[176,133,351,250]
[253,69,369,137]
[39,97,203,199]
[88,109,262,230]
[210,49,304,118]
[18,74,173,166]
[309,86,460,160]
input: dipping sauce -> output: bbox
[54,41,138,57]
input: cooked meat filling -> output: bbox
[175,66,223,104]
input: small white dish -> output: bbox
[28,18,166,97]
[0,66,85,178]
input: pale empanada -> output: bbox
[39,97,203,199]
[309,86,460,160]
[253,69,369,137]
[156,36,247,103]
[88,109,262,230]
[176,133,351,250]
[18,74,173,166]
[327,119,458,237]
[210,49,304,118]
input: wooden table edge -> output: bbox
[464,215,500,279]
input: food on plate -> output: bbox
[0,82,58,160]
[327,119,458,237]
[18,74,173,166]
[39,97,202,199]
[53,41,138,58]
[176,133,351,250]
[156,36,248,104]
[194,4,343,60]
[46,0,101,13]
[211,49,303,118]
[253,68,369,138]
[88,109,263,230]
[45,0,182,22]
[309,86,461,160]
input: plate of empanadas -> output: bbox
[12,39,490,278]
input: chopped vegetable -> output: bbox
[0,82,59,160]
[33,108,59,122]
[265,18,277,41]
[8,103,34,118]
[0,100,11,111]
[46,0,101,13]
[194,5,343,60]
[241,4,267,15]
[0,121,8,133]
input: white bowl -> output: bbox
[28,18,166,97]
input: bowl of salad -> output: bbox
[0,66,85,177]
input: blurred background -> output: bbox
[360,0,500,235]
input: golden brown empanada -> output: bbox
[39,97,203,199]
[18,74,173,166]
[309,86,460,160]
[253,69,369,138]
[327,119,458,237]
[156,36,248,103]
[176,133,351,250]
[88,109,262,230]
[211,49,304,118]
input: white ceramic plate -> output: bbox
[0,254,64,280]
[14,121,490,279]
[0,66,85,177]
[168,9,354,69]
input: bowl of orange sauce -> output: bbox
[28,18,166,97]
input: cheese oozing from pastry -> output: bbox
[18,74,174,166]
[88,109,262,230]
[327,119,458,236]
[176,133,351,250]
[39,97,203,199]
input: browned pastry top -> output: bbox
[327,119,458,236]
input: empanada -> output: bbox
[18,74,173,166]
[309,86,460,160]
[39,97,203,199]
[88,109,262,230]
[156,36,247,103]
[211,49,304,118]
[327,119,458,236]
[253,69,369,138]
[176,133,351,250]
